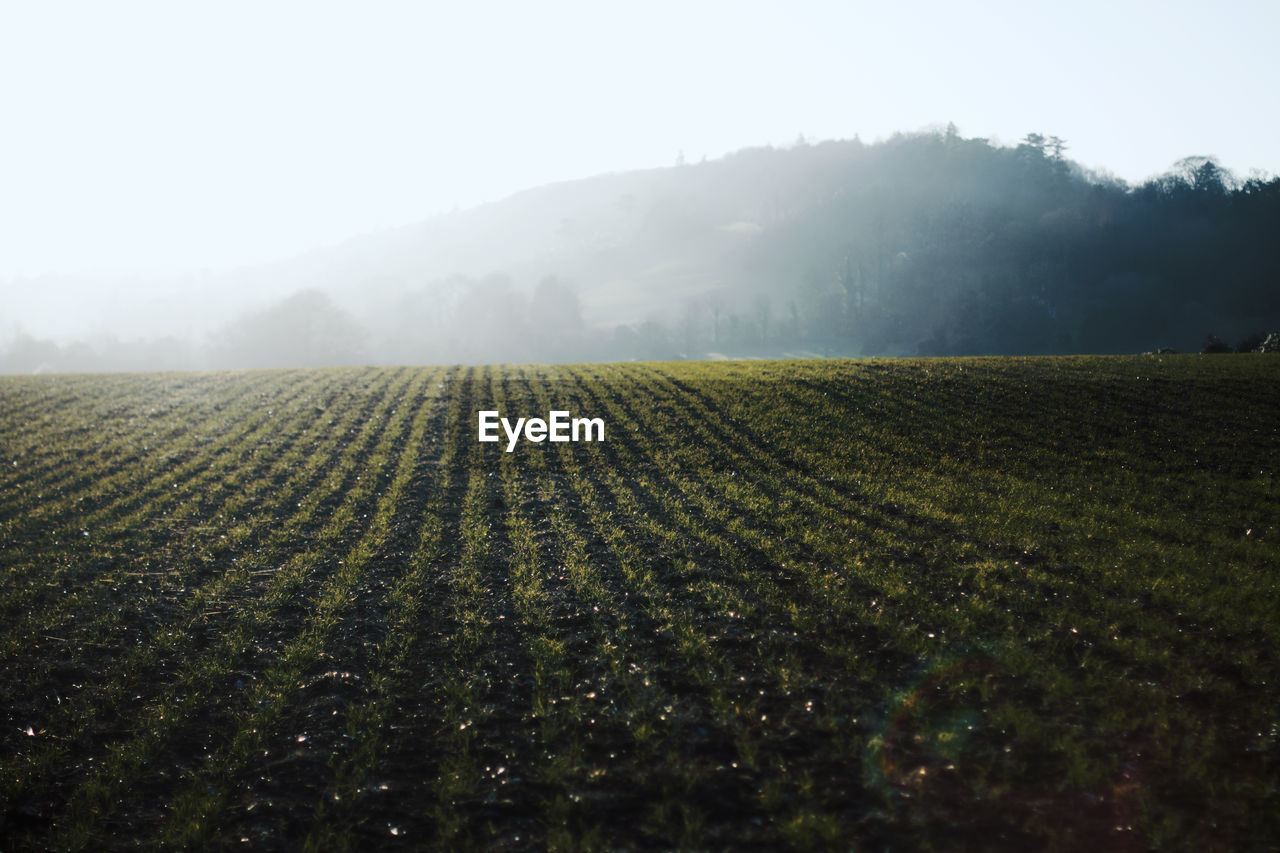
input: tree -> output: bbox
[1020,132,1046,153]
[752,294,772,344]
[1164,156,1233,195]
[529,276,584,360]
[213,289,367,368]
[708,293,724,345]
[1,331,61,373]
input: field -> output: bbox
[1,356,1277,850]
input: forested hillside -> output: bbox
[5,129,1278,369]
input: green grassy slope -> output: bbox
[1,356,1277,850]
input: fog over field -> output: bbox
[4,6,1280,848]
[2,1,1278,369]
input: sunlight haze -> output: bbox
[2,0,1277,277]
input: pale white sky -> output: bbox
[1,0,1277,276]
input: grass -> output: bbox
[1,354,1277,850]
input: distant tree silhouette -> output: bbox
[1,332,61,373]
[213,289,367,368]
[1020,132,1047,157]
[528,276,584,360]
[1236,332,1267,353]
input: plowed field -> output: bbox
[2,357,1277,850]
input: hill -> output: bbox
[4,129,1280,368]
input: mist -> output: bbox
[5,128,1280,372]
[3,2,1279,371]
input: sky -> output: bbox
[1,0,1277,277]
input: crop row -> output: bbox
[1,357,1276,850]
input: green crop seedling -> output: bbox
[1,355,1277,850]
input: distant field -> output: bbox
[1,356,1277,850]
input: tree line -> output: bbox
[4,127,1278,371]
